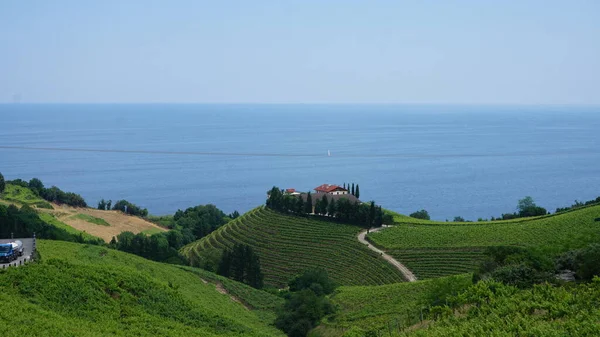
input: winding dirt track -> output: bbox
[358,227,418,282]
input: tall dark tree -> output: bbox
[98,199,107,210]
[296,196,304,214]
[355,184,360,199]
[305,192,313,214]
[351,183,355,196]
[321,195,328,215]
[218,250,232,277]
[327,198,336,217]
[28,178,45,195]
[106,200,112,210]
[369,201,376,227]
[0,172,5,194]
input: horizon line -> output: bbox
[1,102,600,107]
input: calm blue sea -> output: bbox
[1,104,599,221]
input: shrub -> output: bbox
[409,209,430,220]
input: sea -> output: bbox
[1,104,599,221]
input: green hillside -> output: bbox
[181,207,406,287]
[2,183,53,208]
[369,205,600,279]
[315,274,472,337]
[0,240,284,337]
[406,279,600,336]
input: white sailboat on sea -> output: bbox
[327,150,331,157]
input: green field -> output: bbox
[0,240,284,337]
[1,184,53,209]
[71,213,111,226]
[141,227,166,235]
[181,207,406,287]
[406,279,600,336]
[315,274,472,337]
[368,205,600,279]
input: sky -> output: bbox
[1,0,599,104]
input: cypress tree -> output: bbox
[232,244,245,282]
[355,185,360,199]
[369,201,376,227]
[305,192,313,214]
[343,183,346,189]
[351,183,355,196]
[321,195,328,215]
[0,172,5,194]
[218,250,232,277]
[296,196,304,213]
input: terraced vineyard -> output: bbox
[369,205,600,279]
[387,247,486,279]
[181,207,406,287]
[316,274,473,336]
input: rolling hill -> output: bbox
[0,240,284,337]
[368,205,600,279]
[181,207,406,288]
[1,183,166,241]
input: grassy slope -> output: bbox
[407,280,600,336]
[71,213,111,226]
[1,183,165,241]
[2,184,53,208]
[0,240,283,337]
[38,212,104,242]
[370,206,600,279]
[181,207,406,288]
[315,274,472,337]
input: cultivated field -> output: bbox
[369,205,600,279]
[181,207,406,287]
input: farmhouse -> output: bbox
[314,184,349,195]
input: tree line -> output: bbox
[217,243,264,289]
[8,177,87,208]
[266,186,392,227]
[98,199,148,217]
[342,182,360,199]
[109,204,235,264]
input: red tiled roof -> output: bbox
[314,184,347,193]
[286,188,296,193]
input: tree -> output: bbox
[518,196,536,213]
[276,269,336,336]
[351,183,355,196]
[229,210,240,219]
[28,178,45,195]
[98,199,107,210]
[355,184,360,199]
[453,216,465,222]
[0,172,5,194]
[305,192,313,214]
[369,202,376,227]
[517,196,546,217]
[410,209,430,220]
[327,198,336,217]
[106,200,112,210]
[320,196,328,215]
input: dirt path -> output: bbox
[200,278,250,310]
[358,227,418,282]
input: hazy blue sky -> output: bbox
[1,1,599,104]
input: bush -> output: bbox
[275,269,337,336]
[575,244,600,280]
[410,209,430,220]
